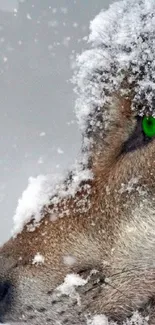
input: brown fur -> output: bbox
[0,92,155,324]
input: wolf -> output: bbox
[1,0,155,324]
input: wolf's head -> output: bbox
[1,1,155,324]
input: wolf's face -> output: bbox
[0,97,155,324]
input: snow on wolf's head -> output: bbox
[1,0,155,324]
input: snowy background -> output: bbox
[0,0,115,244]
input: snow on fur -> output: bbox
[13,0,155,237]
[73,0,155,137]
[54,273,149,325]
[56,273,87,305]
[13,160,92,235]
[87,312,148,325]
[13,174,63,235]
[32,253,45,265]
[2,312,149,325]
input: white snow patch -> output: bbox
[13,173,63,235]
[56,273,87,305]
[73,0,155,140]
[87,311,149,325]
[57,273,87,294]
[32,253,45,265]
[56,270,99,306]
[87,314,109,325]
[13,159,92,235]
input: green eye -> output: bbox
[142,116,155,137]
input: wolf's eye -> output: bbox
[142,116,155,138]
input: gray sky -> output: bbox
[0,0,18,12]
[0,0,115,244]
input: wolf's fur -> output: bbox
[0,94,155,324]
[1,1,155,325]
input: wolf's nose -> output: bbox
[0,281,11,302]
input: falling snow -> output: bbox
[26,13,32,20]
[39,132,46,137]
[57,147,64,154]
